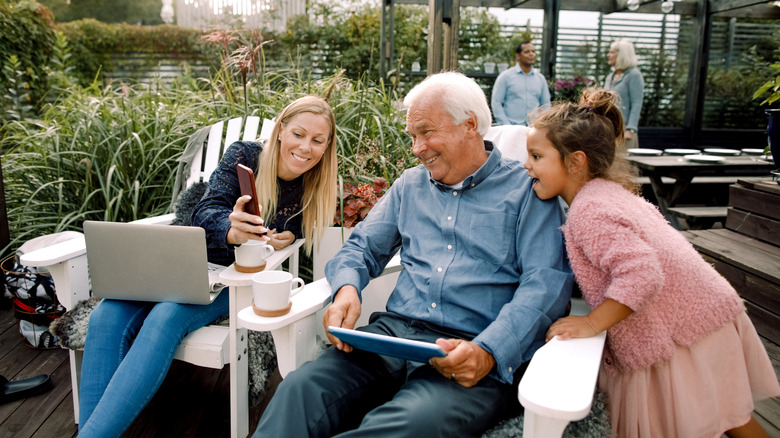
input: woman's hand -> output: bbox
[546,315,599,342]
[624,129,634,141]
[266,229,295,250]
[226,195,269,245]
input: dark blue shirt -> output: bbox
[192,141,303,266]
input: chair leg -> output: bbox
[230,327,249,438]
[70,349,83,424]
[230,284,251,438]
[523,410,569,438]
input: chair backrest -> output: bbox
[485,125,530,164]
[171,116,274,206]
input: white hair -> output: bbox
[403,72,491,137]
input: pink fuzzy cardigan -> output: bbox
[562,178,744,374]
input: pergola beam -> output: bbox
[710,0,775,13]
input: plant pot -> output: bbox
[483,62,496,74]
[766,108,780,170]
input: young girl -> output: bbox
[525,89,780,438]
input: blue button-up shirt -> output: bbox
[326,143,573,384]
[491,65,551,126]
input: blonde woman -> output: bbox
[195,95,338,260]
[605,39,644,149]
[77,95,338,437]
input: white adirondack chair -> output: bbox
[227,125,608,438]
[19,116,298,438]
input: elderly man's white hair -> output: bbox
[403,72,492,137]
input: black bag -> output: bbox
[1,232,81,349]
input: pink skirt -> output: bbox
[600,311,780,438]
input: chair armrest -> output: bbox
[131,213,176,225]
[20,235,87,267]
[518,298,605,422]
[237,252,402,332]
[19,236,90,309]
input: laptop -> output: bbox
[83,221,225,305]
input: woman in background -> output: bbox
[605,39,644,150]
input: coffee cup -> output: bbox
[234,240,274,273]
[251,271,304,317]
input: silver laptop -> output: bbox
[83,221,225,305]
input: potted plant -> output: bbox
[313,177,389,280]
[752,62,780,169]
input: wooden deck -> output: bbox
[0,299,778,437]
[0,301,278,437]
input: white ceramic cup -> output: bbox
[234,240,274,268]
[252,271,304,313]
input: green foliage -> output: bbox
[0,66,414,253]
[57,19,213,86]
[39,0,165,25]
[706,47,776,129]
[637,45,687,127]
[753,63,780,106]
[2,55,35,122]
[0,0,57,120]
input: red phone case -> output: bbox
[236,164,260,216]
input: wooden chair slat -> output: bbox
[243,116,261,141]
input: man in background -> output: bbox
[491,41,551,126]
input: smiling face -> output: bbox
[406,95,481,185]
[276,112,331,181]
[524,127,572,203]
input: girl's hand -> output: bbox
[226,195,269,245]
[266,229,295,250]
[546,315,599,342]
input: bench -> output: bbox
[682,179,780,344]
[667,206,727,229]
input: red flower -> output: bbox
[334,177,389,227]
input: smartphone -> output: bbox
[236,163,261,217]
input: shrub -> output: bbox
[0,1,57,120]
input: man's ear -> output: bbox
[464,114,479,138]
[566,150,588,174]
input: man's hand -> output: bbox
[323,285,362,352]
[429,339,495,388]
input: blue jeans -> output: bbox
[254,312,522,437]
[77,291,228,437]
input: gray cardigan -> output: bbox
[605,67,644,132]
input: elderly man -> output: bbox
[492,41,551,126]
[253,72,572,437]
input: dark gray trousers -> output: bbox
[253,312,522,437]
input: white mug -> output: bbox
[252,271,304,316]
[234,240,274,269]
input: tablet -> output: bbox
[327,326,447,363]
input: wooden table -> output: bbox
[627,155,774,227]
